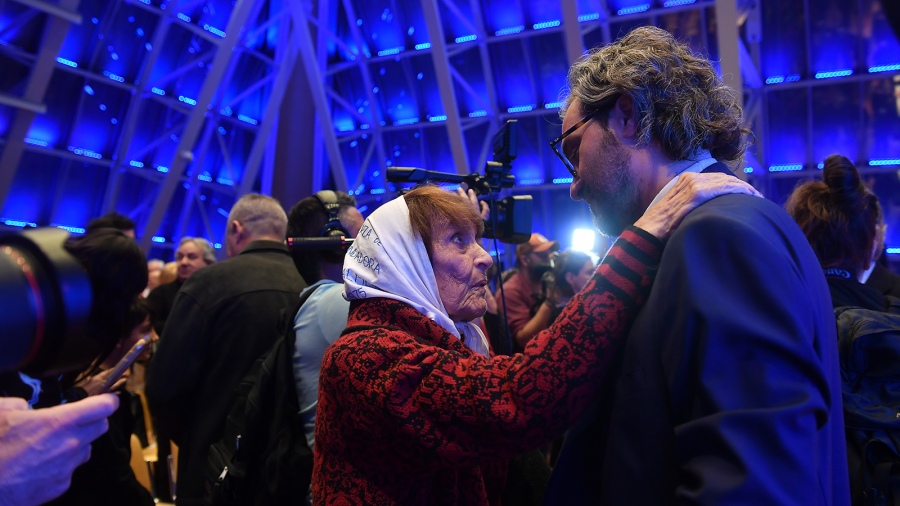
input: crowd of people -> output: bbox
[2,24,899,506]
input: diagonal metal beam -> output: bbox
[239,15,301,195]
[102,3,175,216]
[0,0,81,208]
[288,0,349,192]
[421,0,468,174]
[139,0,258,251]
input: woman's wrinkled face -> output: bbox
[430,220,493,323]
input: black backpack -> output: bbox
[204,286,320,505]
[835,297,900,506]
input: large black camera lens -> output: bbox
[0,228,94,376]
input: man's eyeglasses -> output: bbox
[549,95,619,178]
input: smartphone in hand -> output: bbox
[99,334,152,393]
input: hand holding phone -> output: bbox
[98,334,152,394]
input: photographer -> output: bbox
[0,227,147,505]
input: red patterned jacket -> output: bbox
[313,227,662,505]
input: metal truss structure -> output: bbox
[0,0,898,261]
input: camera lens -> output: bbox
[0,228,94,375]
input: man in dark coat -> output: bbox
[146,194,306,505]
[545,27,849,505]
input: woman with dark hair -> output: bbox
[785,154,887,311]
[48,296,157,506]
[313,174,758,505]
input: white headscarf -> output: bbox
[342,195,490,357]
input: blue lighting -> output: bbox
[4,220,28,227]
[814,69,852,79]
[179,95,197,106]
[817,162,824,169]
[429,115,447,122]
[533,20,560,30]
[198,174,212,182]
[414,43,431,50]
[468,110,487,117]
[766,74,803,84]
[102,71,125,83]
[151,87,165,95]
[214,243,223,249]
[220,106,233,116]
[617,4,650,15]
[203,24,225,37]
[394,117,419,126]
[369,188,386,194]
[578,13,600,22]
[177,13,191,23]
[553,177,573,184]
[869,158,900,166]
[377,46,404,57]
[157,165,169,173]
[237,114,258,125]
[544,101,562,109]
[887,247,900,255]
[455,35,476,43]
[130,160,144,168]
[216,178,234,186]
[744,167,754,173]
[495,26,525,37]
[57,57,77,68]
[83,85,94,95]
[54,224,85,234]
[663,0,696,6]
[24,138,48,147]
[869,63,900,73]
[68,146,102,159]
[520,178,544,185]
[217,126,227,135]
[507,105,533,113]
[768,164,803,172]
[152,236,166,243]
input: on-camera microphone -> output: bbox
[387,167,466,184]
[286,236,355,252]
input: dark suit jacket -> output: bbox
[547,164,850,505]
[146,240,306,505]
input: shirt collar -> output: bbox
[645,151,716,213]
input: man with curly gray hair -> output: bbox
[547,26,849,505]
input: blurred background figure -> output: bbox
[495,233,559,352]
[786,154,889,311]
[144,259,165,298]
[146,237,215,336]
[86,212,137,239]
[545,250,596,325]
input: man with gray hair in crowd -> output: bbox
[147,193,306,506]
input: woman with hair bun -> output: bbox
[785,153,888,310]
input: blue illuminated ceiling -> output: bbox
[0,0,899,258]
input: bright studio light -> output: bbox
[571,228,596,253]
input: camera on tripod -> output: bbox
[386,120,533,244]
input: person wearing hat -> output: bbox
[495,233,560,351]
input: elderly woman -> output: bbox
[314,175,756,505]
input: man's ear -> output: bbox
[614,95,638,138]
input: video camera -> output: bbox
[0,228,96,375]
[386,120,533,244]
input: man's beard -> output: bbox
[582,127,642,237]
